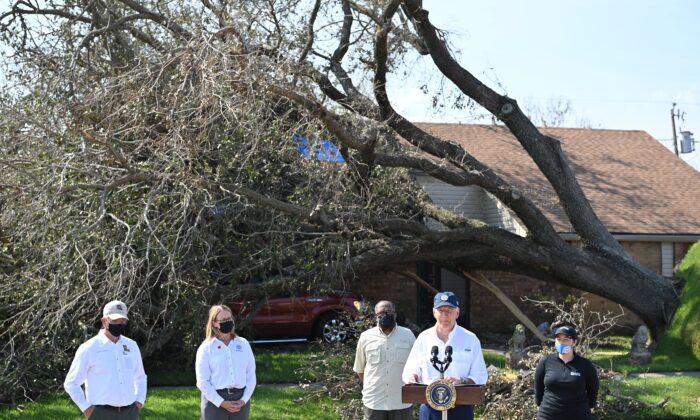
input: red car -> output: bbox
[229,290,363,343]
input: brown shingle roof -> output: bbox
[415,123,700,235]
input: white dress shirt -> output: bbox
[195,336,257,406]
[402,324,488,385]
[353,325,416,410]
[64,330,147,412]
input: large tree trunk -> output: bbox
[341,232,678,340]
[527,247,679,340]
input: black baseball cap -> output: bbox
[554,326,577,340]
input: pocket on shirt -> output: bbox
[366,344,381,365]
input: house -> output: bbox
[352,124,700,334]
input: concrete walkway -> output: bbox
[626,371,700,378]
[152,383,310,390]
[483,348,700,380]
[151,372,700,392]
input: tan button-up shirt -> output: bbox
[353,325,416,410]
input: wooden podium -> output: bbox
[402,383,486,405]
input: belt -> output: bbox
[98,402,135,412]
[217,387,244,395]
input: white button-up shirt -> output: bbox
[402,325,488,385]
[353,325,416,410]
[195,336,256,406]
[64,330,147,412]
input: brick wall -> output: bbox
[350,265,420,326]
[468,272,648,334]
[352,240,695,335]
[674,242,692,269]
[468,240,686,334]
[469,271,575,334]
[620,242,661,273]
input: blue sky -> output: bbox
[387,0,700,170]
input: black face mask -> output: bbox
[108,322,127,337]
[378,313,396,329]
[218,320,234,334]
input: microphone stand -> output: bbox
[430,347,453,420]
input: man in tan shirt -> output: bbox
[354,300,416,420]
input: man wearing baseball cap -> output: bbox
[402,292,488,420]
[64,300,147,419]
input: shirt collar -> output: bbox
[433,324,458,341]
[377,325,395,337]
[213,336,237,347]
[97,329,122,345]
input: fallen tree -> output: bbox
[0,0,680,400]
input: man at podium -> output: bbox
[402,292,488,420]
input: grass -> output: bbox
[4,346,700,419]
[590,336,700,374]
[483,349,506,368]
[0,387,341,419]
[5,378,698,419]
[589,242,700,375]
[657,242,700,362]
[603,376,700,419]
[148,345,317,386]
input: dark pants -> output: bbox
[419,404,473,420]
[363,405,413,420]
[201,388,250,420]
[90,403,139,420]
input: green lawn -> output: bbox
[4,378,698,419]
[589,238,700,375]
[590,336,700,374]
[1,387,341,420]
[657,242,700,363]
[483,350,506,368]
[602,376,700,419]
[148,346,317,386]
[588,242,700,374]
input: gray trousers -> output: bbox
[363,406,413,420]
[201,388,250,420]
[90,403,139,420]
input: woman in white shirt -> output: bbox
[195,305,257,420]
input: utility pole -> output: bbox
[671,103,679,156]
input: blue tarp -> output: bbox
[293,134,346,162]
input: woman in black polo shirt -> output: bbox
[534,326,599,420]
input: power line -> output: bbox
[527,97,700,106]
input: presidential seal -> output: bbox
[425,379,457,411]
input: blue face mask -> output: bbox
[555,343,573,355]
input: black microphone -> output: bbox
[430,346,439,362]
[445,346,453,363]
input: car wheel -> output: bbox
[314,312,351,343]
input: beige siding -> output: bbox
[482,192,528,236]
[414,174,485,220]
[415,174,526,235]
[661,242,674,277]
